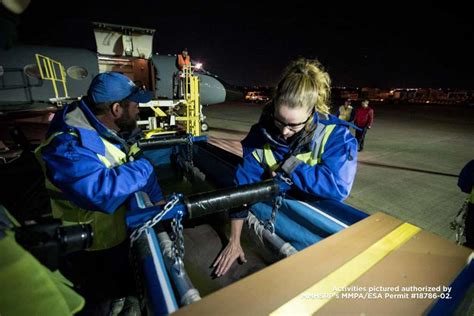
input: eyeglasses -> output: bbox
[272,110,314,132]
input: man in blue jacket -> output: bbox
[213,58,358,276]
[35,72,163,313]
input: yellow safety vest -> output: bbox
[252,124,336,171]
[0,207,85,315]
[35,131,129,251]
[338,106,353,121]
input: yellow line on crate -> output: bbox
[270,222,421,316]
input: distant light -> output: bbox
[195,63,203,70]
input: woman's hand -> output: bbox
[212,240,247,277]
[212,219,247,277]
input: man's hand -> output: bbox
[212,240,247,277]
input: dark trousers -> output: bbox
[173,72,186,99]
[59,240,135,314]
[355,126,368,150]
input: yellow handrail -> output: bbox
[180,64,201,136]
[35,54,69,100]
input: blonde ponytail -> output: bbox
[274,58,331,115]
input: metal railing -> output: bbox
[35,54,69,101]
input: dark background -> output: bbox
[9,1,474,89]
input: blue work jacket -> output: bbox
[39,99,163,214]
[232,112,358,219]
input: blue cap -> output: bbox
[87,72,153,104]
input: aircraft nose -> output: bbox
[197,73,244,105]
[197,74,226,105]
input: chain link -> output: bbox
[279,173,293,186]
[130,195,181,245]
[450,198,468,244]
[186,134,194,166]
[171,209,185,268]
[265,194,284,234]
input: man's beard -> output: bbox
[115,109,138,133]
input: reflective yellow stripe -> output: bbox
[317,124,336,163]
[3,207,20,227]
[263,144,278,171]
[270,223,421,315]
[295,152,315,166]
[100,138,127,167]
[252,150,261,162]
[252,123,337,168]
[97,155,111,167]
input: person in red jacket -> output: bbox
[353,100,374,151]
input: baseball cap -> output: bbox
[87,72,153,104]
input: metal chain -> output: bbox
[171,208,185,267]
[450,198,468,244]
[130,195,180,245]
[278,173,294,186]
[186,134,194,166]
[265,194,284,234]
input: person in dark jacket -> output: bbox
[458,160,474,248]
[213,58,358,277]
[353,99,374,151]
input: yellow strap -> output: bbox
[100,137,127,167]
[295,152,315,166]
[270,222,421,315]
[1,206,20,228]
[252,150,262,162]
[256,124,338,168]
[263,144,278,171]
[317,124,336,163]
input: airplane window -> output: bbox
[67,66,89,80]
[24,64,41,79]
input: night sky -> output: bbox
[13,1,474,89]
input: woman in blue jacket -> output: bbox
[213,58,358,276]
